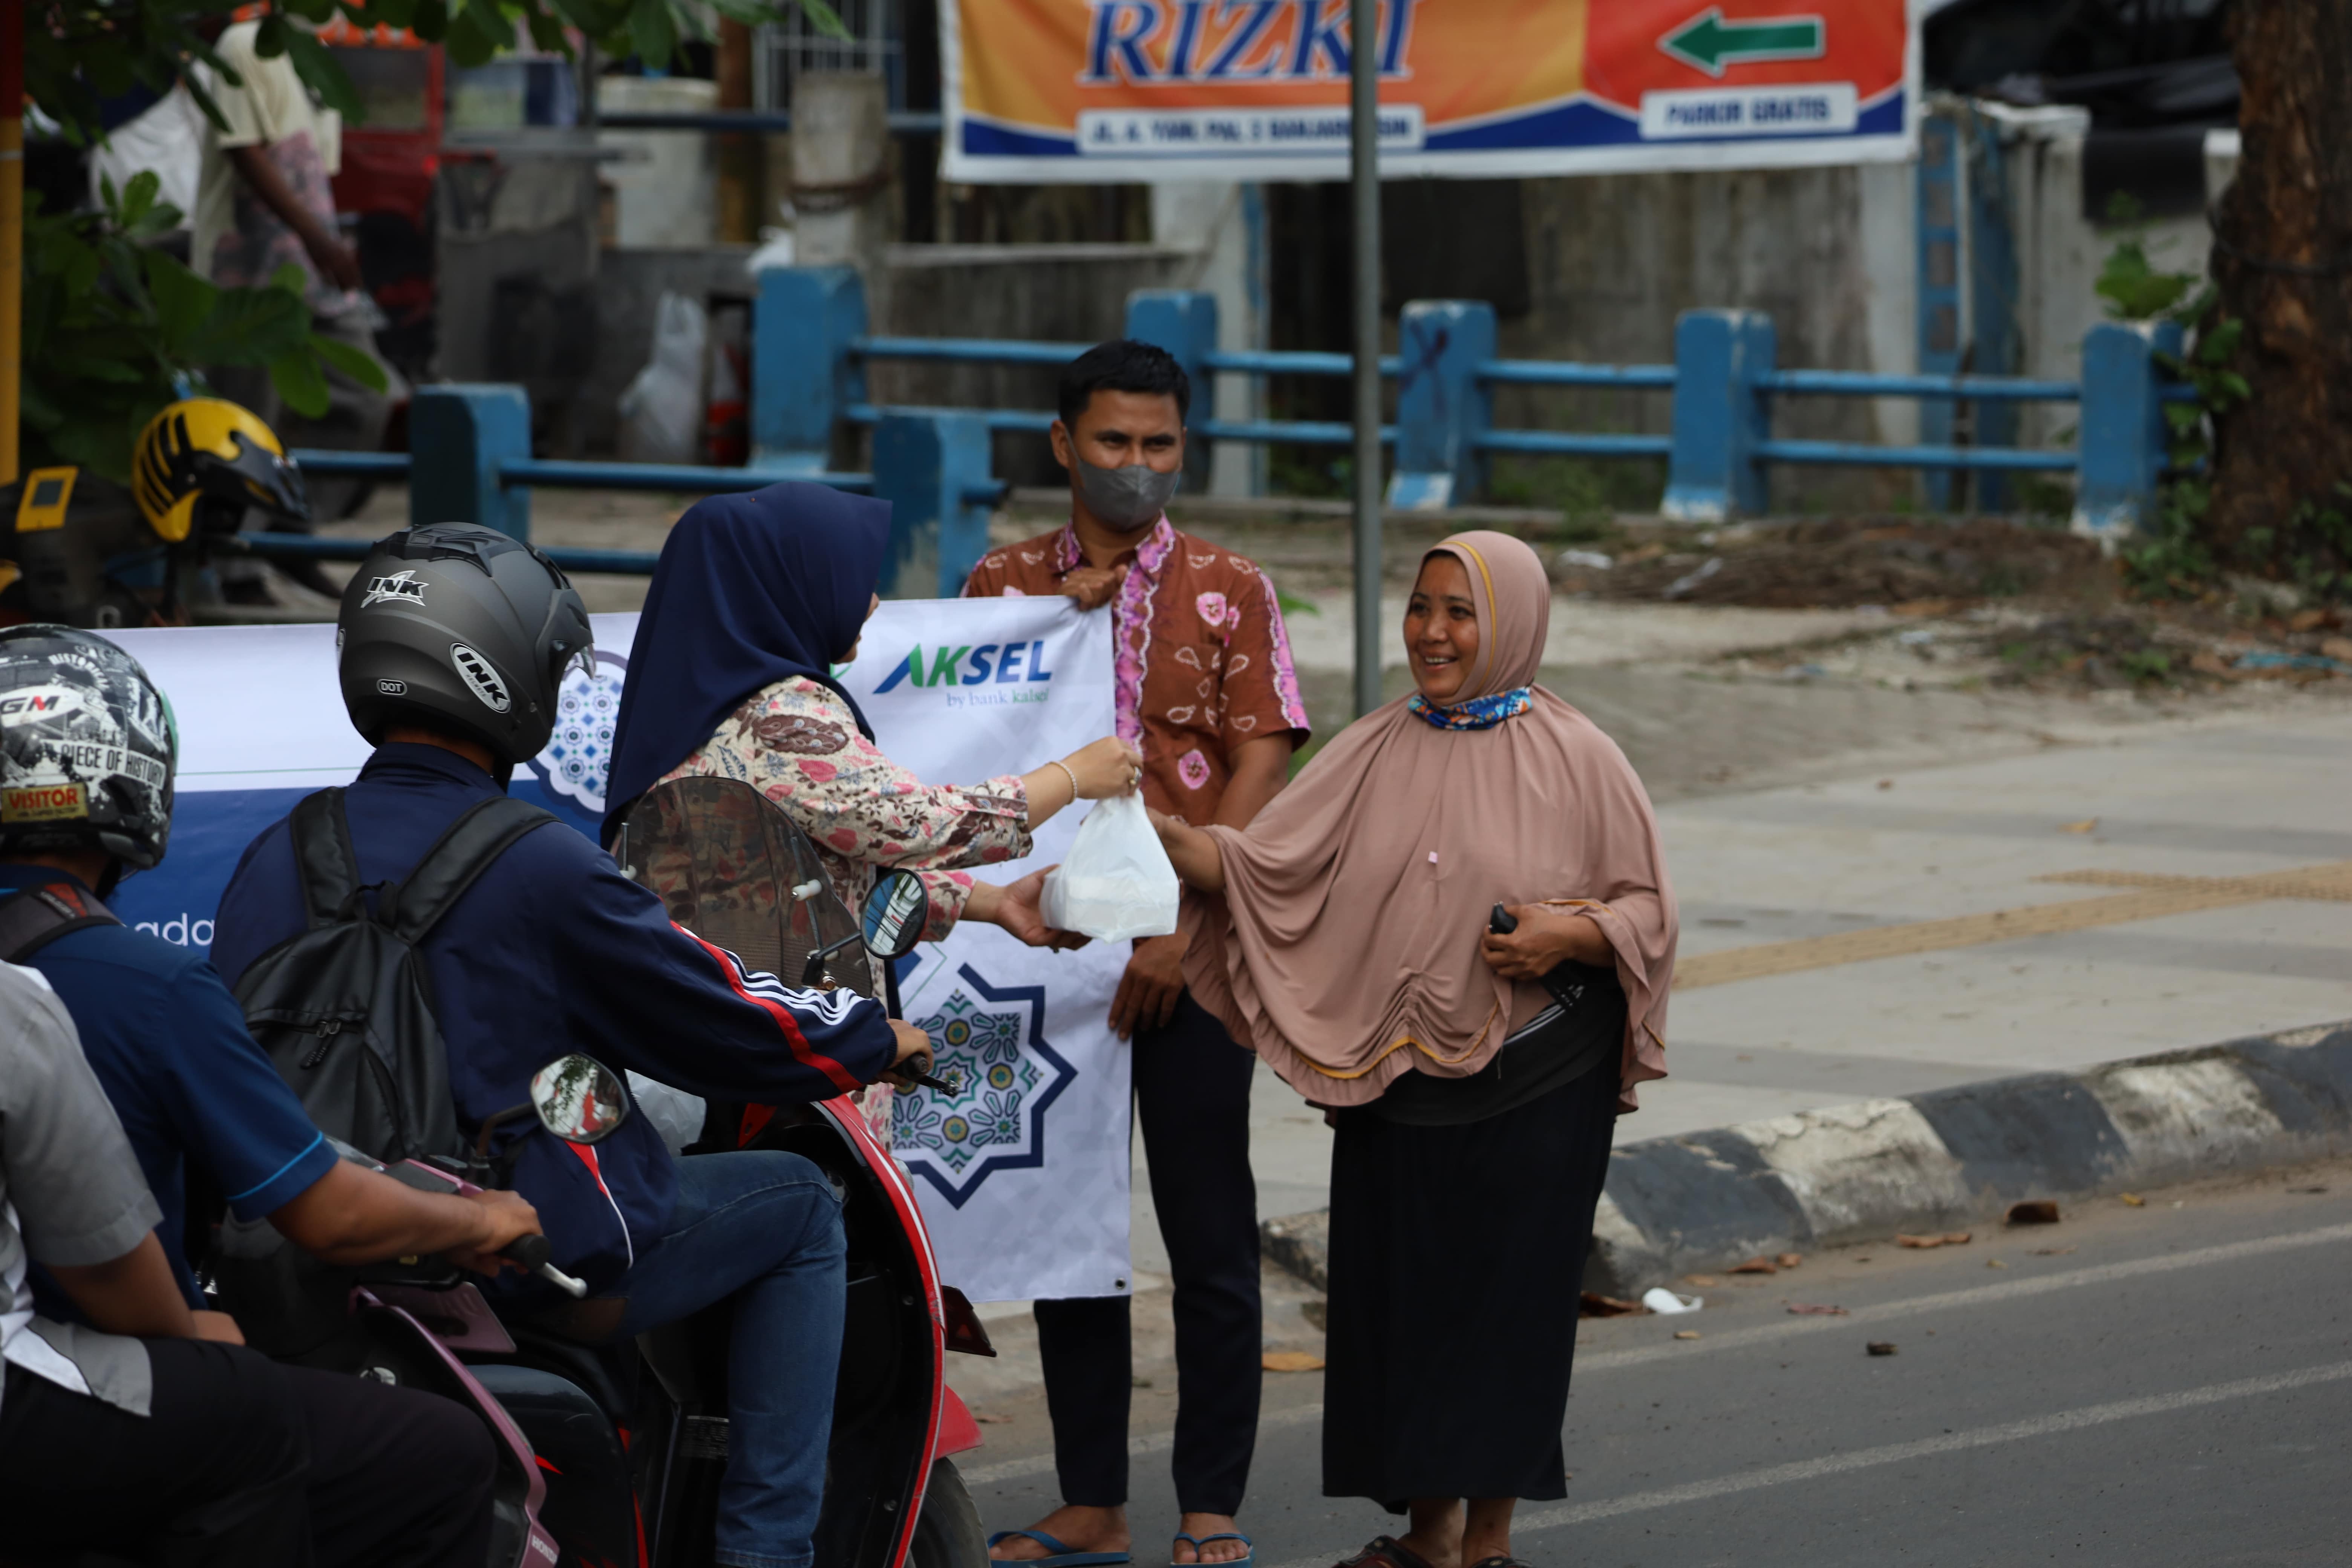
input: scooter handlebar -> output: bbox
[504,1233,551,1271]
[500,1233,591,1299]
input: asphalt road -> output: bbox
[959,1159,2352,1568]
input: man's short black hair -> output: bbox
[1057,340,1190,427]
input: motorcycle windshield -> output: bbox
[615,776,874,999]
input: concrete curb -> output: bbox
[1258,1019,2352,1298]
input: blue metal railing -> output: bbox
[760,273,2179,533]
[255,282,2190,599]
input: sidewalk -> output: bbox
[1187,698,2352,1256]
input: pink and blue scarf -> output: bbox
[1406,687,1533,730]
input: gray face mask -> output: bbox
[1074,456,1180,531]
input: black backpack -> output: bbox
[232,786,555,1168]
[213,787,552,1360]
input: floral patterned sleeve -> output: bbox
[662,678,1032,939]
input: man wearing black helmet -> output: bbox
[0,623,544,1566]
[213,523,931,1568]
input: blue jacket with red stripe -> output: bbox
[210,742,896,1293]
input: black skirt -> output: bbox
[1320,1053,1620,1509]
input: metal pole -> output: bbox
[1347,0,1381,717]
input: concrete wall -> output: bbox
[865,242,1201,485]
[566,242,1197,473]
[1507,162,1919,511]
[2000,114,2238,452]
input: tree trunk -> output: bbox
[2205,0,2352,561]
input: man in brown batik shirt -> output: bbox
[967,341,1308,1568]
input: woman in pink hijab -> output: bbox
[1155,531,1676,1568]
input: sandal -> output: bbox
[1173,1533,1254,1568]
[1332,1537,1440,1568]
[988,1530,1133,1568]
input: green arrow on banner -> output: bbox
[1659,7,1827,77]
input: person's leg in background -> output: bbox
[295,1363,496,1568]
[611,1148,849,1568]
[0,1337,314,1566]
[1133,994,1260,1563]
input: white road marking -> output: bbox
[962,1222,2352,1494]
[1506,1360,2352,1538]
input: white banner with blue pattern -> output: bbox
[102,596,1130,1305]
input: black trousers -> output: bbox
[1034,994,1262,1515]
[0,1337,495,1567]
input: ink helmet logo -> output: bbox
[362,569,427,610]
[449,644,511,714]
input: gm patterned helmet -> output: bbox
[0,626,177,871]
[132,397,311,543]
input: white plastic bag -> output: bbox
[1041,792,1181,942]
[616,291,707,466]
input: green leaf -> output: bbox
[142,249,222,351]
[52,420,141,483]
[116,169,160,230]
[445,1,514,66]
[253,14,292,58]
[2197,318,2244,364]
[269,351,335,420]
[526,9,571,51]
[792,0,854,42]
[178,285,315,366]
[628,0,677,66]
[271,262,312,297]
[281,28,366,123]
[2163,403,2202,433]
[308,330,391,393]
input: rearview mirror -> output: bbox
[529,1055,630,1145]
[862,869,928,962]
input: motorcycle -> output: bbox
[336,775,998,1568]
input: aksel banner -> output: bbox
[103,597,1132,1305]
[945,0,1916,182]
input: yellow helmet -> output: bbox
[132,398,312,543]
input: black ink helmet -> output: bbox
[338,524,593,768]
[0,626,177,871]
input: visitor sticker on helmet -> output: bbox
[0,627,178,871]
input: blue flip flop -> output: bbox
[988,1530,1132,1568]
[1173,1533,1255,1568]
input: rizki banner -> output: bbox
[944,0,1915,182]
[102,597,1131,1304]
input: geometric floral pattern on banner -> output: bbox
[894,961,1078,1209]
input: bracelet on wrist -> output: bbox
[1048,758,1081,801]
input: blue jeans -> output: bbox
[611,1150,847,1568]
